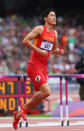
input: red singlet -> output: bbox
[27,25,56,91]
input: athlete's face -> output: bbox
[45,11,56,26]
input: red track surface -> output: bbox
[0,119,84,131]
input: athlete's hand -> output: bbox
[52,48,64,55]
[40,50,48,56]
[59,49,64,55]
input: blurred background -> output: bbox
[0,0,84,116]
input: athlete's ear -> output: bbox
[44,17,47,22]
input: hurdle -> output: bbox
[0,74,29,128]
[48,74,84,126]
[19,75,28,127]
[48,74,64,126]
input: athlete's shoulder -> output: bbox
[53,29,58,38]
[33,25,44,35]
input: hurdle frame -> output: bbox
[48,74,84,126]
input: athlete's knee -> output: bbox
[40,84,51,98]
[44,88,51,98]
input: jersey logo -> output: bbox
[35,75,41,82]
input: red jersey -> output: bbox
[29,25,56,66]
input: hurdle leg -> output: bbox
[18,76,22,127]
[60,77,64,126]
[65,77,69,126]
[24,75,28,127]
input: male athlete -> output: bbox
[13,8,64,129]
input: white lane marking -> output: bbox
[0,121,84,128]
[0,122,61,128]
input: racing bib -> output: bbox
[40,40,53,51]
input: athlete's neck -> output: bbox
[45,23,53,32]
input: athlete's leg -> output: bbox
[16,83,51,118]
[13,64,49,129]
[23,83,51,109]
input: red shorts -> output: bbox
[27,63,47,91]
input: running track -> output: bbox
[0,118,84,131]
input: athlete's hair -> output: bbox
[41,8,56,24]
[42,8,56,19]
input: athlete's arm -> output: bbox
[52,31,64,55]
[22,26,48,56]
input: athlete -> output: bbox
[13,8,64,129]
